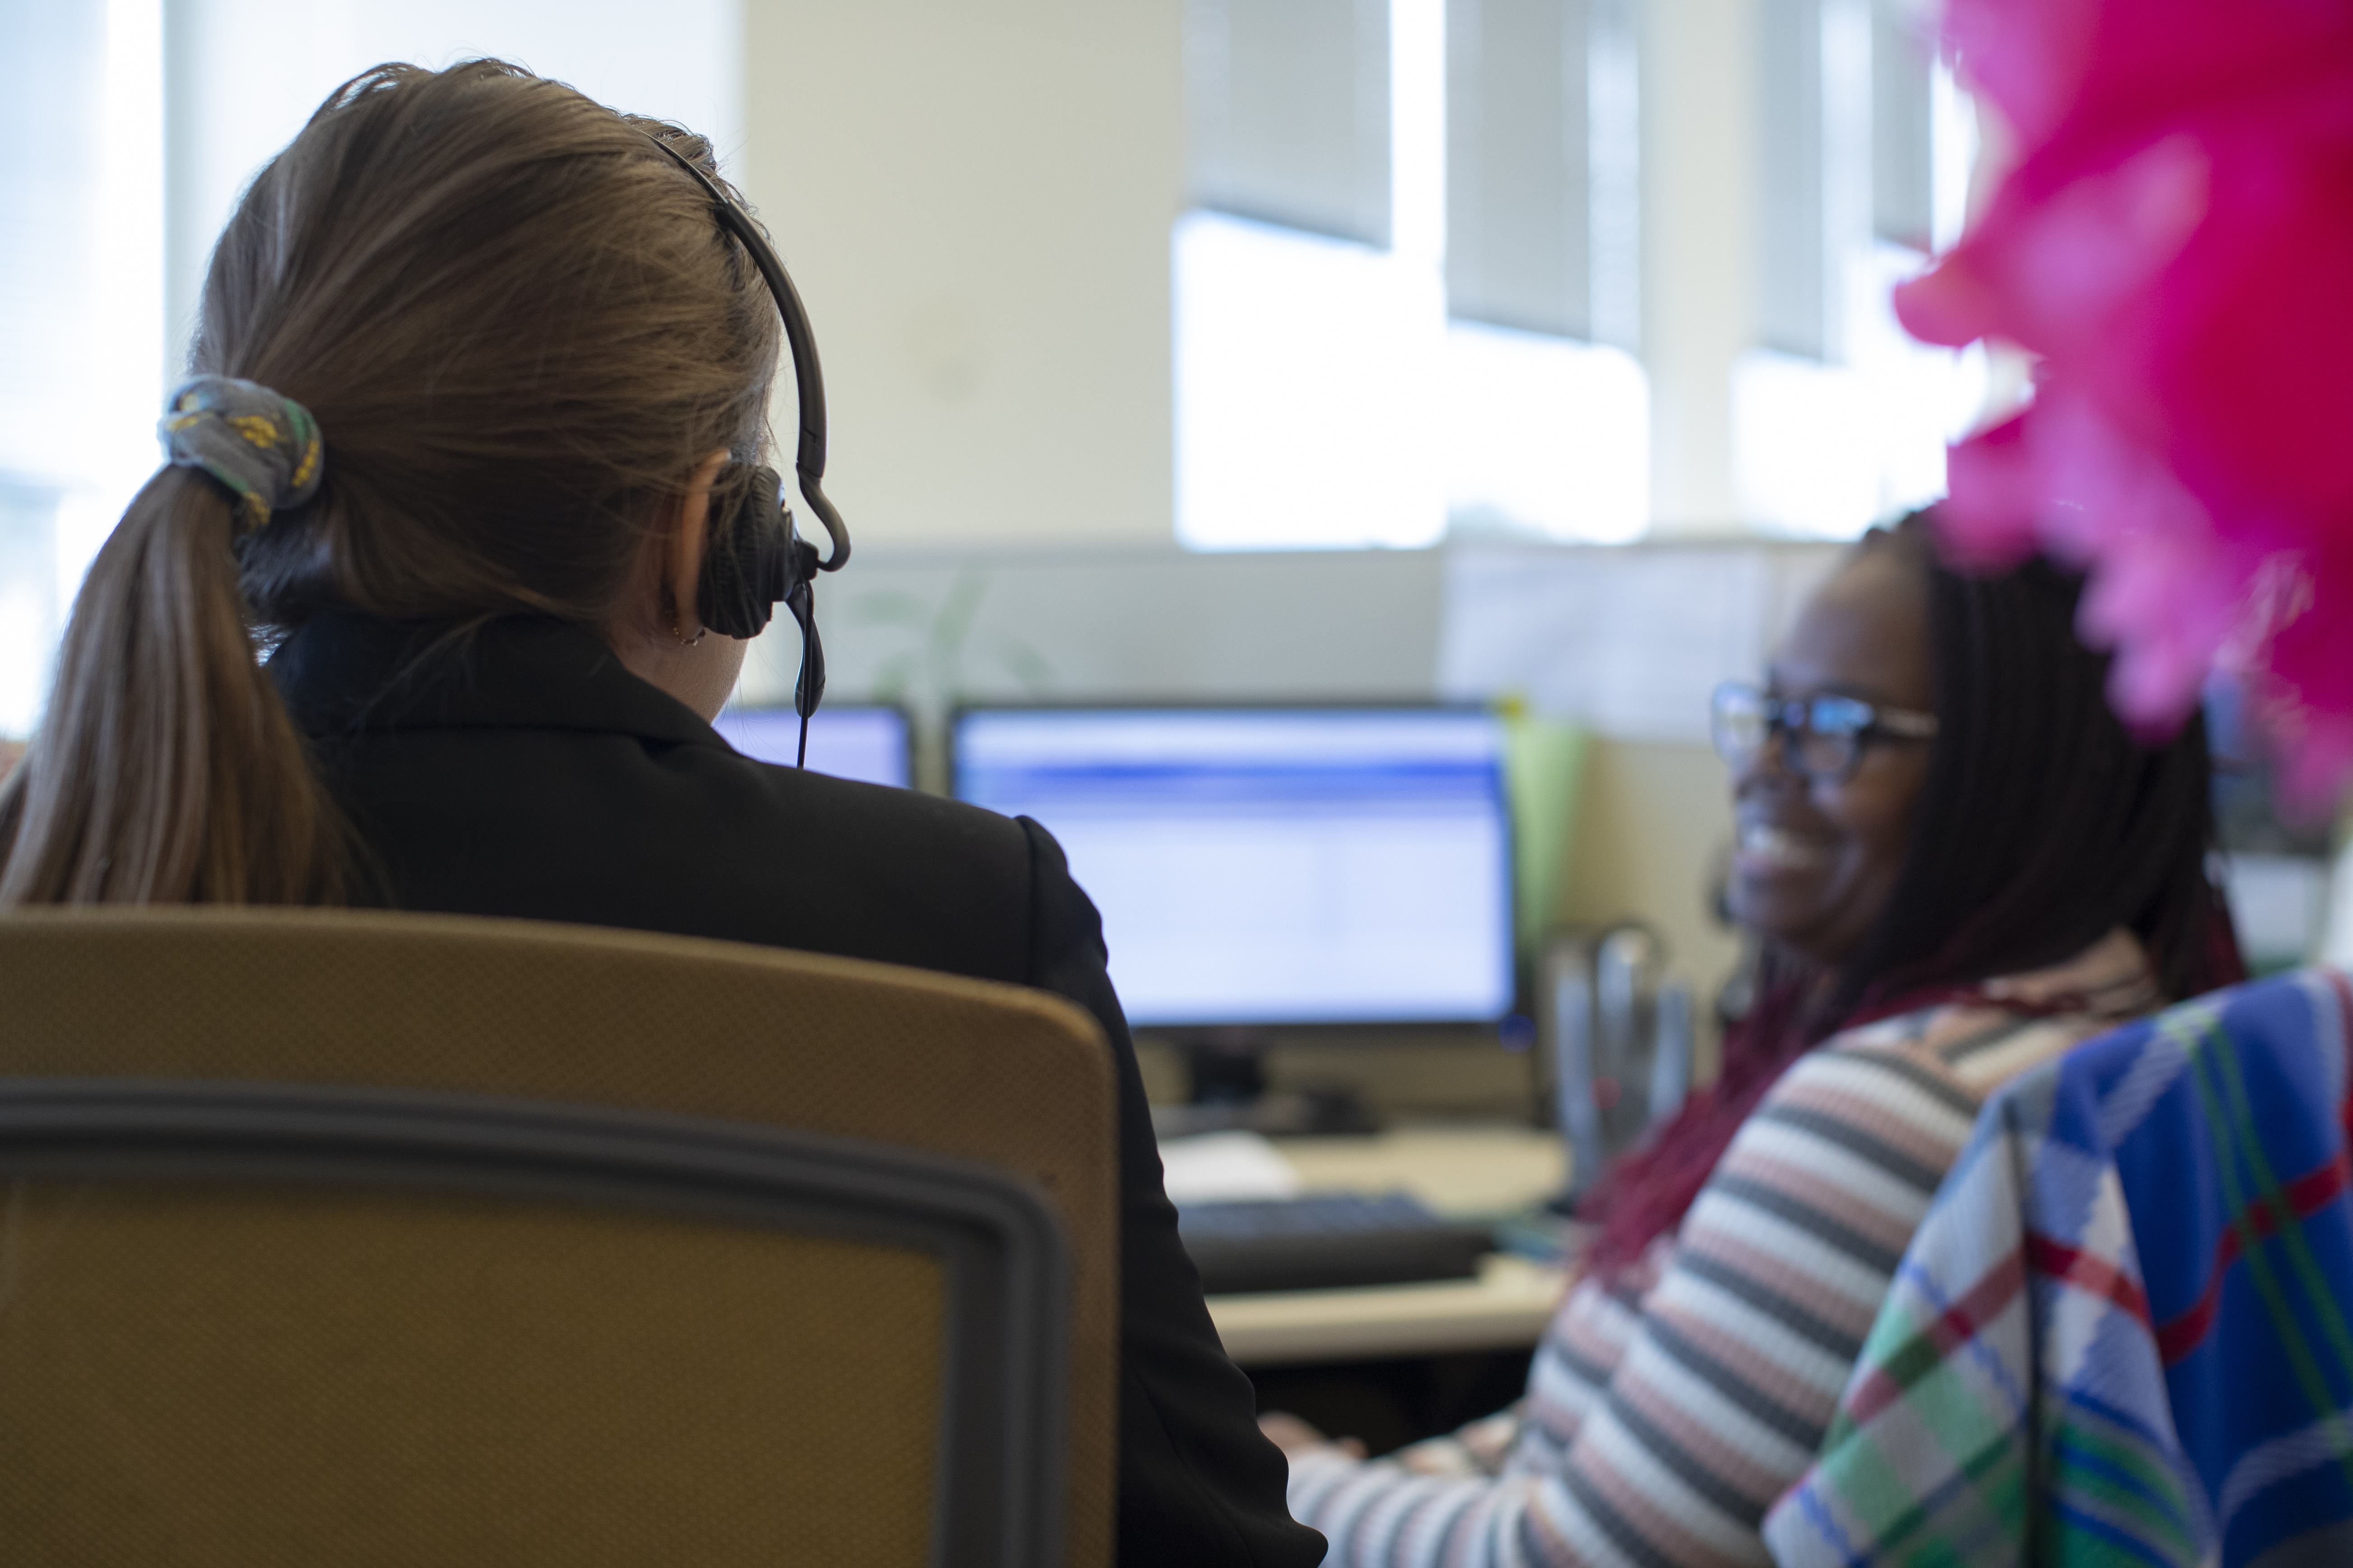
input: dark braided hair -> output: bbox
[1580,511,2243,1275]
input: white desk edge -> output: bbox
[1208,1253,1566,1367]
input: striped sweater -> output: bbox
[1284,932,2162,1568]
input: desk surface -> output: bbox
[1202,1126,1570,1367]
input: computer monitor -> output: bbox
[952,705,1515,1029]
[712,703,912,789]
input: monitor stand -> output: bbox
[1149,1028,1381,1141]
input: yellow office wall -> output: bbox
[739,0,1185,548]
[1558,738,1742,1081]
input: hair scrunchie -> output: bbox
[158,376,324,532]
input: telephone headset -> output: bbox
[646,135,851,769]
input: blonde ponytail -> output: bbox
[0,469,346,905]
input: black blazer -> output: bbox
[270,613,1322,1568]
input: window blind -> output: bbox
[1186,0,1393,246]
[1872,0,1935,250]
[1445,0,1637,345]
[1759,0,1931,361]
[1757,0,1829,359]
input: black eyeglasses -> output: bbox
[1711,681,1939,783]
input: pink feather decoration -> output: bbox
[1902,0,2353,802]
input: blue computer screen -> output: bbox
[954,707,1514,1027]
[712,704,912,789]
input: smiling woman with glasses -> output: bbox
[1272,510,2247,1568]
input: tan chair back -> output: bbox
[0,908,1118,1568]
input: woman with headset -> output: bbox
[0,61,1322,1568]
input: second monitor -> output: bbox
[712,703,912,789]
[952,705,1515,1031]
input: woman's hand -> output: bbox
[1260,1410,1367,1460]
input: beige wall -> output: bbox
[1558,737,1743,1073]
[740,0,1185,549]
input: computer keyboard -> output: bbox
[1175,1191,1494,1295]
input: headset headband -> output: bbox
[645,135,850,575]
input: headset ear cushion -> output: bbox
[697,464,789,638]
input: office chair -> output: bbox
[0,907,1117,1568]
[1768,967,2353,1567]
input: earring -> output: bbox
[674,621,707,647]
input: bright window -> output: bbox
[1734,0,1986,538]
[0,0,163,740]
[1176,0,1651,551]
